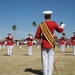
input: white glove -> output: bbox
[60,23,66,28]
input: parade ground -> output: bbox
[0,45,75,75]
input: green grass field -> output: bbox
[0,45,75,75]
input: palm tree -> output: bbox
[12,25,17,40]
[32,21,37,34]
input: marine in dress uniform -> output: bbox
[0,41,2,50]
[26,34,33,56]
[35,10,65,75]
[59,33,66,52]
[66,39,71,48]
[71,31,75,55]
[19,41,22,49]
[2,40,5,49]
[37,40,40,48]
[5,33,14,56]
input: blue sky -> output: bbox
[0,0,75,40]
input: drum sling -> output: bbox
[40,22,55,49]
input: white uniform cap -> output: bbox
[43,10,53,15]
[8,33,11,35]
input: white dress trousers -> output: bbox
[73,46,75,55]
[60,44,65,52]
[7,45,13,56]
[42,48,54,75]
[0,45,2,50]
[28,46,32,56]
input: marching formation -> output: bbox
[0,32,75,56]
[0,31,75,56]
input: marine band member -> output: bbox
[26,33,33,56]
[5,33,14,56]
[71,31,75,55]
[35,10,65,75]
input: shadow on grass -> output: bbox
[65,51,72,53]
[55,51,61,53]
[24,68,43,75]
[22,54,28,56]
[4,54,9,56]
[63,53,73,56]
